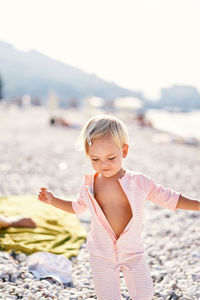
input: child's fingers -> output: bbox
[38,193,43,200]
[38,191,45,200]
[38,189,52,203]
[40,187,47,191]
[38,188,47,200]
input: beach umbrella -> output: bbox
[114,97,143,110]
[47,91,60,110]
[86,96,105,108]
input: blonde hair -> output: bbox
[78,114,129,156]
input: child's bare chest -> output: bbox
[94,179,133,238]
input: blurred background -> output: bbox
[0,0,200,141]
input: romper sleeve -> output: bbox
[140,174,180,211]
[72,178,88,215]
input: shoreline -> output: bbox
[146,108,200,142]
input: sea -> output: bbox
[146,109,200,140]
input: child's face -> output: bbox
[88,135,128,178]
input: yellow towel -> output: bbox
[0,195,87,258]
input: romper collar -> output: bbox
[85,168,131,186]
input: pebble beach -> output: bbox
[0,105,200,300]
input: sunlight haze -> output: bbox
[0,0,200,100]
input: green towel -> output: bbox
[0,195,87,258]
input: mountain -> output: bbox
[1,41,200,111]
[145,85,200,111]
[158,85,200,110]
[0,41,143,105]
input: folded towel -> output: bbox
[27,252,73,284]
[0,195,87,258]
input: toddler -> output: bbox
[38,114,200,300]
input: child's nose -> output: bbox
[100,161,109,168]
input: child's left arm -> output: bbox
[176,194,200,211]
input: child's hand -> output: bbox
[38,187,54,205]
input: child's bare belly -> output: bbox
[102,203,133,238]
[94,180,133,238]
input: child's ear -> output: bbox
[122,144,129,158]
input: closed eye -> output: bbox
[92,157,115,161]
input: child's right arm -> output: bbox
[38,187,75,214]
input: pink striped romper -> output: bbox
[72,169,180,300]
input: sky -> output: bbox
[0,0,200,100]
